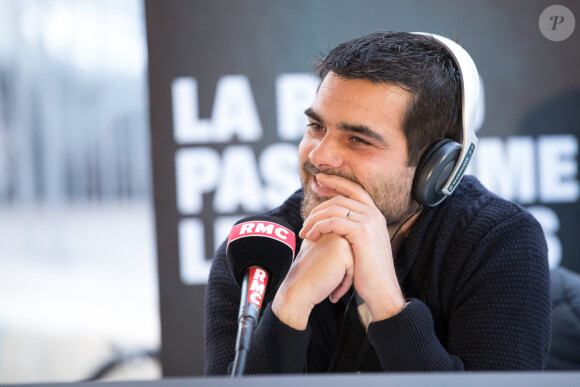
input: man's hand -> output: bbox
[299,173,406,322]
[272,233,354,330]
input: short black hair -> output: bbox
[313,31,462,166]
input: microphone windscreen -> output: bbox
[226,215,296,290]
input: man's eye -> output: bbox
[307,122,323,131]
[351,136,371,146]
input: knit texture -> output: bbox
[204,176,551,374]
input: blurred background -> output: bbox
[1,0,578,383]
[0,0,160,382]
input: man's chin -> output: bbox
[300,171,342,219]
[300,189,329,220]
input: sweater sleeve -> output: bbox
[445,208,552,370]
[204,240,311,375]
[243,304,312,373]
[368,205,551,371]
[204,241,244,375]
[367,299,464,370]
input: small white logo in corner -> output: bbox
[539,5,576,42]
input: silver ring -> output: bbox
[345,209,352,220]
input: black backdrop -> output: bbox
[145,0,580,376]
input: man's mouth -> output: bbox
[311,174,338,196]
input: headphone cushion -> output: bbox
[412,138,462,206]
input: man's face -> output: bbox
[299,72,417,227]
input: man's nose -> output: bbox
[308,135,344,171]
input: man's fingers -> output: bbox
[317,173,375,207]
[329,256,354,303]
[300,203,361,238]
[304,217,352,241]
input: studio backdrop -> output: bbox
[145,0,580,376]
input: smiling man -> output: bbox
[204,31,551,374]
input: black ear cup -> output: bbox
[412,138,462,207]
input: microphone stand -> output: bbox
[231,270,260,377]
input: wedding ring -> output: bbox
[345,209,352,220]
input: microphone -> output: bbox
[226,215,296,377]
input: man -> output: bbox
[204,31,551,373]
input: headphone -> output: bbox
[410,33,480,207]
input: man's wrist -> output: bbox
[272,288,312,331]
[367,295,408,322]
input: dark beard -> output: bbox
[299,161,363,220]
[301,161,363,186]
[299,160,416,227]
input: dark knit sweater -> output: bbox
[204,176,551,374]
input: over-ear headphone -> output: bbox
[410,32,480,207]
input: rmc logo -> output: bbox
[227,221,296,252]
[247,267,268,308]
